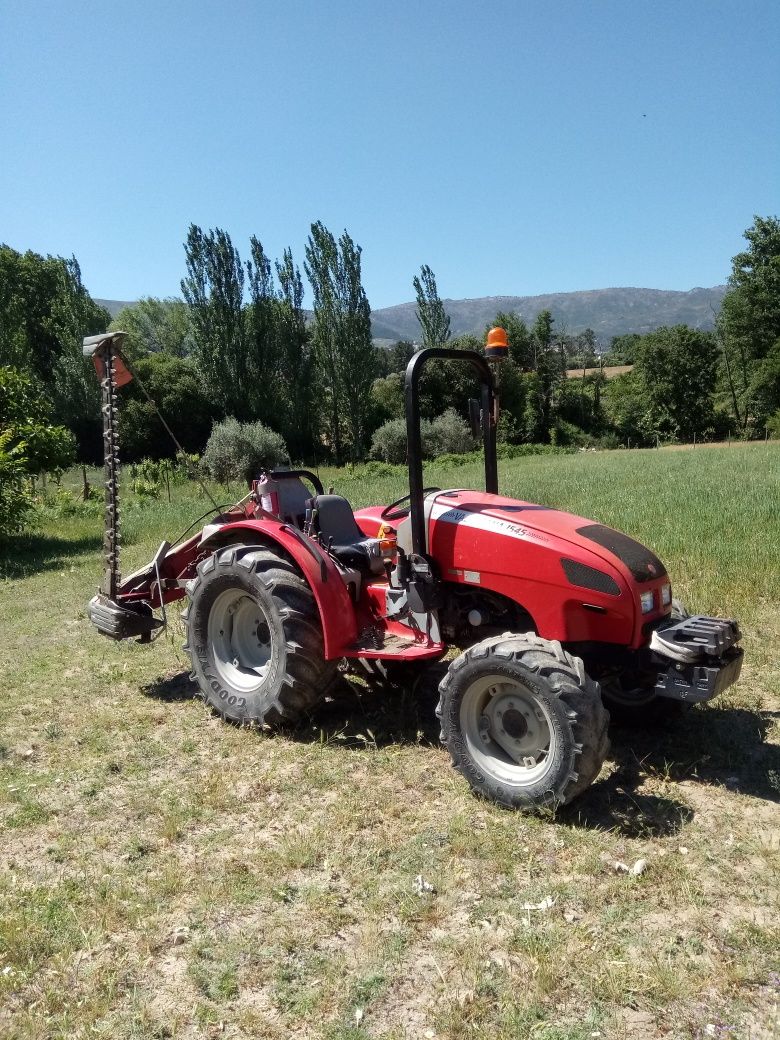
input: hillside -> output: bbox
[372,285,727,344]
[95,285,727,345]
[95,298,134,319]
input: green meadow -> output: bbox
[1,442,778,1039]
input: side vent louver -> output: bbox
[561,558,621,597]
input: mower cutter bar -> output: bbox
[88,594,163,642]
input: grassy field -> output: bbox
[1,443,778,1040]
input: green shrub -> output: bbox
[129,459,164,499]
[202,418,289,484]
[429,408,476,456]
[0,429,32,538]
[174,451,200,483]
[370,412,476,464]
[551,419,592,448]
[371,417,434,464]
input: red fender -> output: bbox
[200,519,358,660]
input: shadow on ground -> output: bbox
[0,533,103,580]
[142,668,779,837]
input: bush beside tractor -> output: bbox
[83,330,744,812]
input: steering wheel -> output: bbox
[381,487,441,522]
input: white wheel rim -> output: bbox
[460,673,556,787]
[207,588,274,693]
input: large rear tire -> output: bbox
[183,545,336,726]
[438,633,609,811]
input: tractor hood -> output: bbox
[429,490,667,586]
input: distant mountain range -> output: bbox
[97,285,727,346]
[370,286,727,345]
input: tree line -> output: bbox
[1,215,778,490]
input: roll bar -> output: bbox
[404,348,499,557]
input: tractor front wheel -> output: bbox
[183,545,336,726]
[437,633,609,811]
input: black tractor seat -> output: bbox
[307,495,384,574]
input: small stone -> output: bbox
[678,846,689,855]
[413,875,436,896]
[521,895,555,911]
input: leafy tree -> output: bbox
[305,222,376,462]
[413,265,451,348]
[601,372,646,444]
[0,366,76,535]
[111,298,193,358]
[305,223,342,460]
[375,340,415,377]
[569,328,599,369]
[370,372,405,422]
[603,333,642,366]
[0,245,109,382]
[275,248,314,461]
[118,353,216,461]
[529,310,560,440]
[181,225,248,419]
[0,245,110,459]
[491,312,533,370]
[522,372,545,442]
[719,215,780,431]
[634,325,718,441]
[0,427,31,537]
[245,236,281,427]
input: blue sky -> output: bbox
[1,1,778,309]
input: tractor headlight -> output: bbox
[661,583,672,607]
[640,590,655,614]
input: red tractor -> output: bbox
[84,330,743,811]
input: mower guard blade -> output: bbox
[88,594,162,642]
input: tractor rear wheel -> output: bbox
[183,545,336,726]
[437,633,609,811]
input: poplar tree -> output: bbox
[181,225,247,418]
[305,223,375,462]
[275,248,314,460]
[246,236,279,425]
[413,264,451,348]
